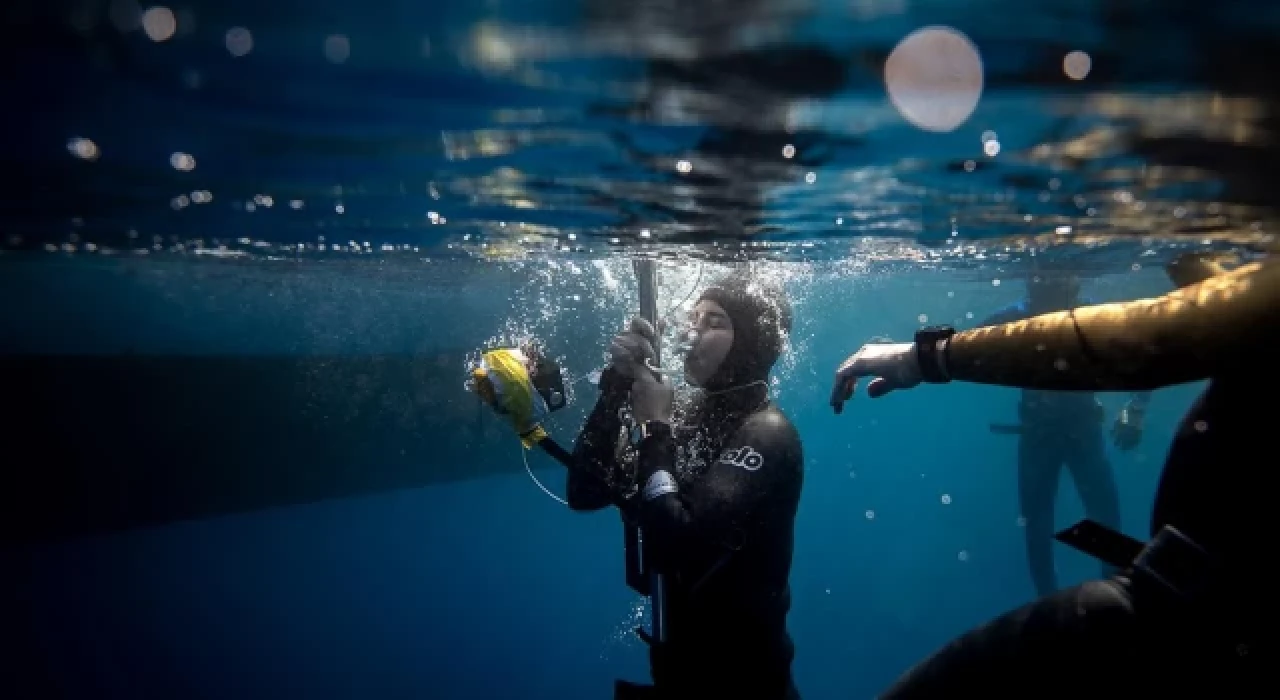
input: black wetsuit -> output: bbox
[879,370,1265,698]
[980,300,1124,595]
[568,369,804,699]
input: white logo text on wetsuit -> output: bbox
[718,446,764,471]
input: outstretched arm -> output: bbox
[945,260,1280,391]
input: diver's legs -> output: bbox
[1066,426,1123,579]
[1017,433,1063,597]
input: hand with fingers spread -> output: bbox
[829,342,924,412]
[1110,397,1147,451]
[831,327,956,413]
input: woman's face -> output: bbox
[683,300,734,387]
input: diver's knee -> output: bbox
[1069,577,1138,622]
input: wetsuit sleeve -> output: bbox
[633,411,801,571]
[1079,298,1150,406]
[565,368,631,511]
[944,260,1280,391]
[977,301,1029,327]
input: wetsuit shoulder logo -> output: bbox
[718,446,764,471]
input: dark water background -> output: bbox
[3,0,1277,697]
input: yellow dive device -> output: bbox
[467,345,566,448]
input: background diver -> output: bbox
[975,268,1149,595]
[829,251,1268,696]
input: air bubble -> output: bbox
[324,35,351,64]
[225,27,253,57]
[142,7,176,42]
[884,27,984,133]
[68,137,100,161]
[170,152,196,171]
[1063,51,1091,80]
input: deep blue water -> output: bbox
[3,258,1203,699]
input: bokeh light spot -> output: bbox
[1064,51,1092,80]
[67,137,100,161]
[324,35,351,64]
[142,6,176,42]
[884,26,984,133]
[170,152,196,171]
[226,27,253,57]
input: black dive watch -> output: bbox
[914,325,956,384]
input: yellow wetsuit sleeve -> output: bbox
[945,259,1280,391]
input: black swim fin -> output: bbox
[1055,518,1145,569]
